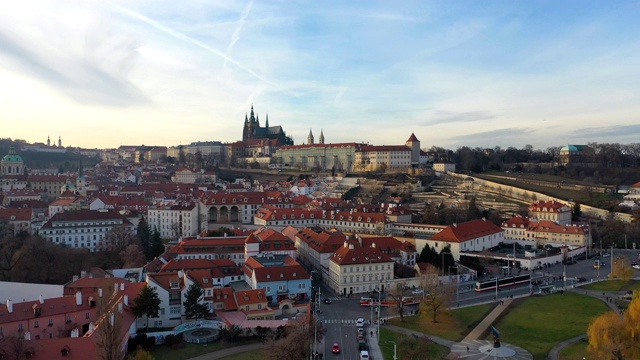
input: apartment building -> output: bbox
[39,210,135,252]
[327,241,395,296]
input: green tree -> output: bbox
[572,202,582,221]
[131,285,161,333]
[137,216,152,260]
[183,282,211,320]
[466,197,483,220]
[150,229,165,259]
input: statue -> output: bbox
[491,325,501,348]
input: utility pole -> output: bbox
[495,276,498,301]
[610,245,614,279]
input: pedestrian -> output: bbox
[467,346,470,352]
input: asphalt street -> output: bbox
[310,249,640,359]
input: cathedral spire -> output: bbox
[245,113,248,123]
[265,113,269,128]
[307,129,314,145]
[47,136,50,146]
[250,105,255,122]
[256,114,260,126]
[319,129,325,144]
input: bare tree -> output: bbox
[94,294,126,360]
[264,316,324,360]
[419,265,454,323]
[386,281,409,322]
[101,225,136,253]
[0,334,36,360]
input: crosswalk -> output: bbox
[322,319,361,325]
[321,296,344,302]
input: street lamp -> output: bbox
[449,265,459,307]
[387,340,398,360]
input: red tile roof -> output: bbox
[0,208,33,221]
[430,219,503,243]
[234,289,268,306]
[329,243,394,265]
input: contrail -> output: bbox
[113,3,270,84]
[224,1,253,69]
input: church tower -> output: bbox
[47,136,50,146]
[243,105,259,141]
[58,136,62,147]
[307,129,314,145]
[319,130,325,144]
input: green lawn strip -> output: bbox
[219,350,267,360]
[388,304,494,341]
[149,339,262,360]
[491,293,609,360]
[379,327,449,360]
[558,339,589,360]
[580,280,638,291]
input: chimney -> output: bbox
[70,328,79,338]
[76,291,82,306]
[124,295,129,306]
[88,322,95,333]
[39,295,44,304]
[344,241,348,248]
[349,244,354,250]
[81,270,87,278]
[372,242,376,248]
[6,299,13,313]
[178,270,184,278]
[120,283,125,291]
[72,275,79,282]
[98,288,103,297]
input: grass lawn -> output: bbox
[379,327,449,360]
[219,350,267,360]
[388,304,494,341]
[581,279,640,291]
[149,339,262,360]
[558,339,589,360]
[491,293,610,360]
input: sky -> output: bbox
[1,0,640,151]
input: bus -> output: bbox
[474,274,531,292]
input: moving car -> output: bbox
[323,298,332,304]
[358,340,367,350]
[633,264,640,270]
[360,350,370,359]
[356,318,366,327]
[332,343,340,354]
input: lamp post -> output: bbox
[449,265,459,307]
[377,279,382,339]
[610,245,614,279]
[387,340,398,360]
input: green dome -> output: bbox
[1,146,24,163]
[2,154,23,162]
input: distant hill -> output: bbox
[0,140,99,173]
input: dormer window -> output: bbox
[170,282,179,289]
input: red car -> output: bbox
[332,343,340,354]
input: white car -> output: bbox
[632,265,640,270]
[412,289,424,295]
[356,318,366,327]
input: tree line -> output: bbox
[0,216,164,284]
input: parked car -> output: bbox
[623,291,633,300]
[332,343,340,354]
[412,289,424,295]
[633,264,640,270]
[357,334,365,342]
[356,318,366,327]
[576,277,587,283]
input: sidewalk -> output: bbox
[186,342,265,360]
[463,298,513,342]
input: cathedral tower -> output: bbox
[307,129,314,145]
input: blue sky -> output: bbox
[1,0,639,150]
